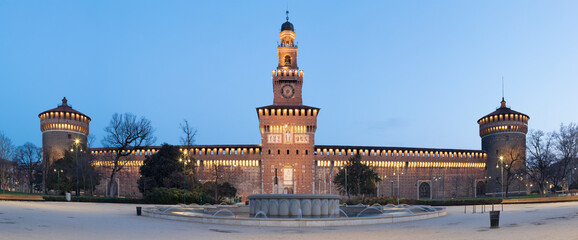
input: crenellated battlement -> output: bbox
[478,113,529,125]
[90,144,262,158]
[272,69,303,77]
[39,111,91,123]
[477,99,529,138]
[317,160,485,169]
[41,122,89,135]
[314,145,486,169]
[479,123,528,137]
[257,106,319,117]
[39,97,91,136]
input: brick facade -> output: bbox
[41,18,529,200]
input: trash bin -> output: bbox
[490,210,500,228]
[136,207,142,216]
[65,193,71,202]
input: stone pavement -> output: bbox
[1,201,577,240]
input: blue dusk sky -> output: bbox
[1,1,577,150]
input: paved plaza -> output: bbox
[1,201,577,240]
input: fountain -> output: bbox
[248,194,340,217]
[212,209,235,217]
[141,194,447,227]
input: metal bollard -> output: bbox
[136,206,142,216]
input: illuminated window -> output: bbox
[284,55,291,65]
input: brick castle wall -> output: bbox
[89,145,486,200]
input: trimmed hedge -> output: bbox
[343,196,503,206]
[42,195,144,203]
[143,187,213,205]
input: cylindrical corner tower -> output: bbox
[39,97,91,166]
[478,98,529,196]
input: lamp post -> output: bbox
[394,166,401,205]
[381,175,387,198]
[72,139,80,201]
[499,156,504,199]
[567,168,576,190]
[433,176,439,199]
[53,168,63,194]
[179,152,190,205]
[341,165,348,199]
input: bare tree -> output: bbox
[180,119,197,147]
[552,123,578,191]
[526,130,556,195]
[0,132,15,191]
[0,132,14,161]
[14,143,42,193]
[180,119,197,185]
[102,113,155,197]
[501,148,525,197]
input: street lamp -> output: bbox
[499,156,504,199]
[394,166,402,205]
[71,139,81,201]
[433,175,441,199]
[179,152,191,205]
[341,165,348,199]
[381,175,387,198]
[53,168,63,194]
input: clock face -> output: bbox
[281,84,295,98]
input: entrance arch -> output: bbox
[476,181,486,197]
[418,182,431,200]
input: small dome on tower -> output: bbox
[281,21,294,32]
[477,98,528,124]
[281,10,294,32]
[38,97,91,121]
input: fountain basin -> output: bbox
[141,204,447,227]
[248,194,341,217]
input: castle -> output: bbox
[39,16,529,200]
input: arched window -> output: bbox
[284,55,291,65]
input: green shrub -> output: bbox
[42,195,143,203]
[341,196,502,206]
[143,187,213,204]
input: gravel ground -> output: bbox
[1,201,577,240]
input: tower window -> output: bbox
[278,149,280,154]
[305,150,308,155]
[296,150,299,155]
[284,55,291,66]
[287,149,290,155]
[268,149,271,155]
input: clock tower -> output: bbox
[257,13,319,194]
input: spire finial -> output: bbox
[286,10,289,21]
[502,76,504,101]
[500,77,506,108]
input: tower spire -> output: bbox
[502,76,504,101]
[500,77,506,108]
